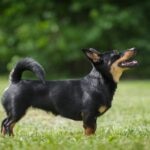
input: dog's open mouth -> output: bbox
[118,48,138,68]
[119,59,138,68]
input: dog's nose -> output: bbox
[129,47,137,52]
[129,48,137,55]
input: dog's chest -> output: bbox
[98,105,107,114]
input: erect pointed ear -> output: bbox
[82,48,101,63]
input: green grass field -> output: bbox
[0,77,150,150]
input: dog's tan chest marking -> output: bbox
[99,106,107,113]
[110,59,125,83]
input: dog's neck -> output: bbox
[88,68,103,81]
[88,67,117,97]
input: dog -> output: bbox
[1,48,138,136]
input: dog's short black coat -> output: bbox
[1,48,138,136]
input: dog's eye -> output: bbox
[99,59,104,64]
[111,50,119,58]
[113,55,120,60]
[110,54,116,59]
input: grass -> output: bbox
[0,76,150,150]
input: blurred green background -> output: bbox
[0,0,149,79]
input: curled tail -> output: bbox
[10,58,45,84]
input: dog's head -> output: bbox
[82,48,138,82]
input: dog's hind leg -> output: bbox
[1,118,9,135]
[1,117,16,136]
[1,111,27,136]
[1,103,29,136]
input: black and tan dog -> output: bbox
[1,48,138,136]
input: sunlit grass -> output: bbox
[0,77,150,150]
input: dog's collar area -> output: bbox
[87,75,104,84]
[89,68,103,79]
[87,75,104,86]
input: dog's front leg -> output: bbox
[82,112,97,136]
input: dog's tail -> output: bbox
[10,58,45,84]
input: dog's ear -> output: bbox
[82,48,101,63]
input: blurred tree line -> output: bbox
[0,0,149,79]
